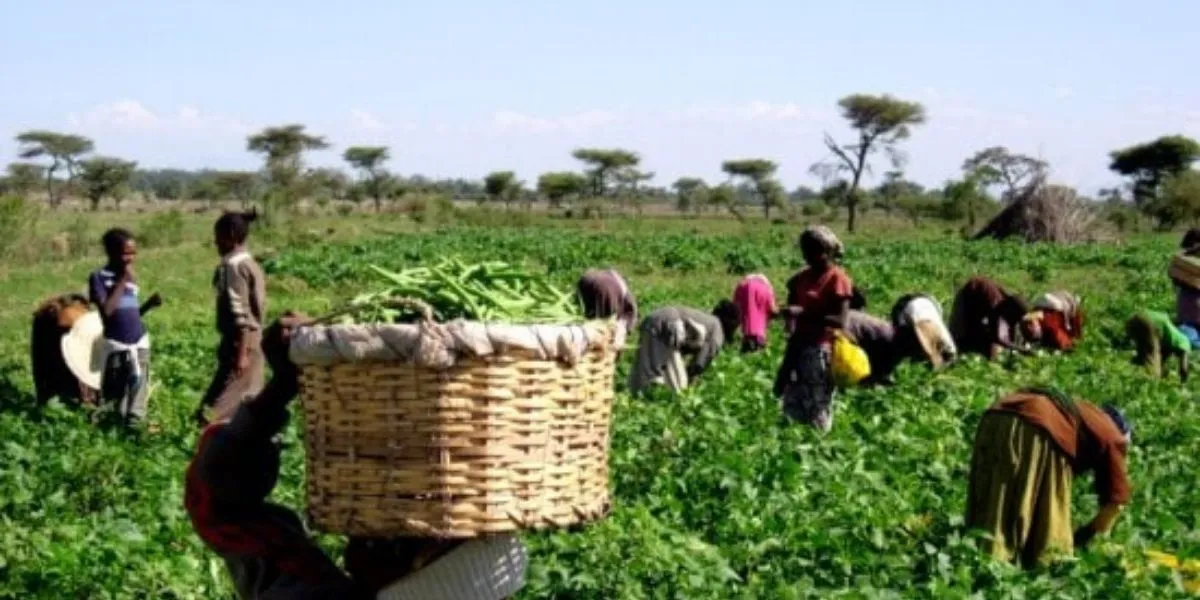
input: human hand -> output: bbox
[262,311,310,375]
[146,293,163,309]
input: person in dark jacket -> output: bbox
[576,268,637,332]
[627,301,740,394]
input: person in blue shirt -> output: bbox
[88,228,162,426]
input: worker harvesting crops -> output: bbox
[965,387,1132,568]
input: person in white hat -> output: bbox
[31,292,95,405]
[87,228,163,426]
[185,313,527,599]
[889,293,957,369]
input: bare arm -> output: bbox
[824,298,850,330]
[990,317,1031,354]
[97,273,131,318]
[1075,503,1123,548]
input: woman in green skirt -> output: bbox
[966,388,1132,568]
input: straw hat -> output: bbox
[61,311,105,391]
[375,535,527,600]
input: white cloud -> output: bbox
[1053,86,1073,99]
[485,109,622,134]
[667,101,825,124]
[742,101,822,121]
[67,100,249,136]
[349,108,387,132]
[68,99,159,128]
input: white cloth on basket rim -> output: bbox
[289,319,625,368]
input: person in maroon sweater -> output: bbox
[184,313,477,598]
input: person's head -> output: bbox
[101,228,136,267]
[214,209,258,255]
[1102,403,1133,448]
[712,300,741,342]
[798,225,843,268]
[1020,311,1044,342]
[1182,228,1200,253]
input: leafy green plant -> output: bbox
[1,220,1198,598]
[139,209,186,249]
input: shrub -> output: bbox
[0,195,36,260]
[139,210,185,248]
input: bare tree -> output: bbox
[813,94,926,232]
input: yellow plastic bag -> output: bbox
[831,330,871,388]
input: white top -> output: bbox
[899,296,957,356]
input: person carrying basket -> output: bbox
[184,312,527,599]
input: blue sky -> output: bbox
[2,0,1198,193]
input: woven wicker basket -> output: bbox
[289,303,621,538]
[1170,253,1200,291]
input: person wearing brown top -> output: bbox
[948,276,1041,359]
[966,388,1132,568]
[196,211,268,426]
[576,268,637,332]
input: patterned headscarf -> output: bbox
[798,225,844,259]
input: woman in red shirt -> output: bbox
[774,226,854,432]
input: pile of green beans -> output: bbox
[339,258,582,324]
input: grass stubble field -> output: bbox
[0,209,1198,599]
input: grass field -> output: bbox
[1,210,1198,598]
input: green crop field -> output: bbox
[1,211,1197,598]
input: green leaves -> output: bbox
[3,222,1200,598]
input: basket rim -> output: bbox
[289,317,626,368]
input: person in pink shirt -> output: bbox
[732,273,778,353]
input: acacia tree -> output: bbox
[707,184,740,219]
[1148,171,1200,228]
[615,168,654,213]
[484,171,520,209]
[1109,135,1200,210]
[721,159,784,219]
[571,148,639,200]
[247,124,328,216]
[672,177,707,214]
[814,94,926,232]
[343,146,391,211]
[5,163,45,198]
[214,171,259,209]
[537,171,587,207]
[78,157,137,211]
[962,146,1047,202]
[15,131,94,208]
